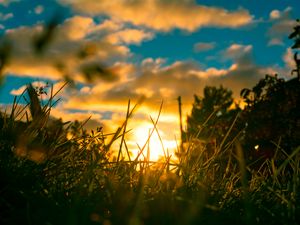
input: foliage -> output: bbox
[289,19,300,49]
[289,19,300,79]
[238,19,300,163]
[186,85,240,145]
[240,74,300,163]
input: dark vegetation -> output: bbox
[0,19,300,225]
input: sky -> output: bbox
[0,0,299,160]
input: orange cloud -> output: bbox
[105,28,154,45]
[59,0,253,32]
[269,10,281,20]
[9,81,48,96]
[1,16,136,81]
[57,16,95,41]
[61,46,268,124]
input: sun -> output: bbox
[131,123,177,162]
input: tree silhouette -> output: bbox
[240,75,300,161]
[289,19,300,79]
[186,85,240,145]
[289,19,300,50]
[240,20,300,162]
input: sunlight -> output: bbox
[131,123,178,162]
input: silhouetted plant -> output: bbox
[239,20,300,165]
[240,75,299,162]
[186,85,240,145]
[289,19,300,49]
[289,19,300,79]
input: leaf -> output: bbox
[27,84,43,120]
[291,39,300,49]
[240,88,251,99]
[288,29,298,39]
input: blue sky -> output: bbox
[0,0,299,157]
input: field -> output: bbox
[0,9,300,225]
[0,86,299,225]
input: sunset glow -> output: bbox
[128,122,178,162]
[1,1,299,224]
[0,1,298,163]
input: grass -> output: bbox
[0,84,299,225]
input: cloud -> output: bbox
[105,28,154,45]
[59,0,253,32]
[10,85,27,96]
[141,57,166,72]
[87,19,155,45]
[79,86,91,94]
[283,48,296,72]
[1,16,145,81]
[56,45,270,152]
[268,38,285,46]
[223,44,252,59]
[0,0,19,7]
[267,7,297,46]
[62,43,267,122]
[0,12,13,21]
[9,81,48,96]
[34,5,44,15]
[269,10,281,20]
[94,19,123,32]
[193,42,216,53]
[57,16,95,41]
[4,42,275,157]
